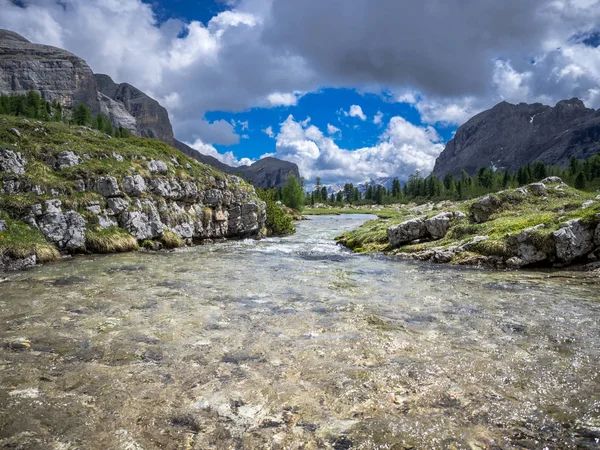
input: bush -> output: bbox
[257,188,295,236]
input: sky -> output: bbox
[2,0,600,186]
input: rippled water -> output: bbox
[1,215,599,449]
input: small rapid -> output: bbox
[0,215,598,449]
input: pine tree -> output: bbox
[574,171,586,189]
[73,104,91,126]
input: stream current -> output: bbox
[0,214,599,449]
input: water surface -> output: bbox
[0,215,599,449]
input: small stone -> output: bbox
[148,160,168,174]
[582,200,594,209]
[9,128,21,138]
[55,151,80,169]
[0,220,6,232]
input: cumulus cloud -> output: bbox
[344,104,367,120]
[262,126,274,137]
[373,111,384,125]
[270,115,444,185]
[327,123,341,136]
[186,139,254,167]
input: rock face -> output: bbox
[36,200,86,250]
[0,30,99,113]
[433,98,600,178]
[94,74,174,143]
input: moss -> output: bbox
[160,230,184,249]
[0,218,59,262]
[85,227,139,254]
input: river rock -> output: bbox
[148,160,168,174]
[0,149,27,175]
[528,183,547,196]
[470,195,503,223]
[56,151,80,169]
[387,218,428,247]
[96,176,121,197]
[123,175,146,196]
[552,219,595,263]
[38,208,86,250]
[425,211,466,239]
[507,224,550,267]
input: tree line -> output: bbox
[273,154,600,210]
[0,91,132,138]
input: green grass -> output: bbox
[0,218,60,262]
[160,230,184,249]
[85,227,139,254]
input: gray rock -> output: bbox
[150,178,182,199]
[507,224,549,266]
[56,151,80,169]
[594,214,600,246]
[120,201,163,240]
[0,220,6,232]
[84,203,102,215]
[9,128,21,137]
[203,189,223,206]
[96,176,121,197]
[44,199,62,214]
[552,219,595,263]
[74,179,86,192]
[582,200,594,209]
[0,149,27,175]
[123,175,146,196]
[515,187,529,196]
[541,176,564,184]
[0,254,36,272]
[98,215,118,229]
[528,183,547,196]
[106,197,130,214]
[38,209,86,250]
[424,211,466,240]
[387,218,428,247]
[147,160,168,174]
[97,91,138,136]
[470,195,503,223]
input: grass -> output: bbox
[336,183,600,261]
[160,230,184,249]
[85,227,138,253]
[85,227,139,254]
[0,218,60,262]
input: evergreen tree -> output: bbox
[73,104,91,126]
[574,171,586,189]
[281,175,304,210]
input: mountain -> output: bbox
[356,177,397,193]
[0,29,299,190]
[433,98,600,178]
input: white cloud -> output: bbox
[186,139,254,167]
[272,115,444,185]
[266,92,301,107]
[262,126,274,138]
[373,111,384,125]
[327,123,341,136]
[344,104,367,120]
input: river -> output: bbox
[0,215,599,449]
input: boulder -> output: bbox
[123,175,146,196]
[55,151,80,169]
[528,183,547,196]
[96,176,121,197]
[38,207,86,250]
[424,211,466,239]
[203,189,223,206]
[541,176,564,185]
[552,219,595,263]
[387,218,428,247]
[148,160,168,174]
[507,224,550,266]
[0,149,27,175]
[470,195,503,223]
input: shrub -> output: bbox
[257,188,295,236]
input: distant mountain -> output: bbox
[433,98,600,178]
[0,29,299,190]
[356,177,397,193]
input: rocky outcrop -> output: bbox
[94,74,174,143]
[0,30,100,113]
[470,195,503,223]
[552,219,595,264]
[433,98,600,178]
[425,211,466,239]
[387,211,465,247]
[0,149,26,175]
[35,200,86,250]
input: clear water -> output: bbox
[0,215,598,449]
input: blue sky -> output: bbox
[3,0,600,185]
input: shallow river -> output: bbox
[0,215,599,449]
